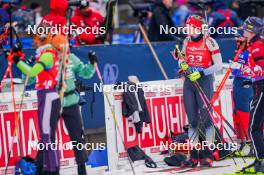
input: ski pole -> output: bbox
[92,53,136,175]
[139,24,169,80]
[192,81,240,166]
[58,38,69,114]
[193,75,248,166]
[3,61,21,175]
[210,43,246,105]
[173,45,238,136]
[174,45,244,166]
[3,48,28,174]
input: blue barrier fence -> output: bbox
[0,40,236,129]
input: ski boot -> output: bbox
[36,166,43,175]
[199,147,213,167]
[164,152,187,167]
[43,170,60,175]
[183,149,199,167]
[235,142,254,157]
[239,159,259,174]
[254,159,264,173]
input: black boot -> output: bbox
[36,166,43,175]
[43,170,60,175]
[183,149,199,167]
[78,163,87,175]
[254,159,264,173]
[199,147,213,167]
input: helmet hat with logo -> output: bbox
[186,15,206,29]
[243,17,263,34]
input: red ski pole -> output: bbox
[210,42,246,105]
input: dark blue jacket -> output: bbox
[209,8,240,38]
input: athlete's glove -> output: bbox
[180,62,189,71]
[230,61,242,76]
[8,43,25,64]
[253,65,263,76]
[188,71,204,82]
[230,61,242,69]
[13,43,22,53]
[174,47,182,58]
[5,50,22,64]
[88,51,98,65]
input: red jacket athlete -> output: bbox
[71,3,104,45]
[238,17,264,173]
[176,15,223,168]
[12,23,61,175]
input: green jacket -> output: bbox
[63,53,95,107]
[23,52,95,107]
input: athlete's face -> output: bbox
[243,30,255,41]
[186,25,202,36]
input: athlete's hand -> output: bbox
[88,51,98,65]
[188,71,203,82]
[174,47,181,58]
[253,65,263,76]
[180,62,189,71]
[5,51,21,64]
[12,43,22,53]
[230,61,242,69]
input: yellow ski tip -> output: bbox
[235,164,240,169]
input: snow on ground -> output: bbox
[104,158,254,175]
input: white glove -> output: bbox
[230,61,242,69]
[253,65,263,76]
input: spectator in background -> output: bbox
[89,0,107,17]
[30,2,43,26]
[172,0,188,26]
[228,0,239,13]
[184,0,206,20]
[41,0,68,33]
[236,1,262,21]
[71,1,104,45]
[0,3,9,35]
[209,0,240,38]
[13,5,34,32]
[0,3,9,24]
[148,0,178,42]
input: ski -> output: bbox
[176,165,231,173]
[144,166,191,173]
[234,165,256,174]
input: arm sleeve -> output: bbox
[251,46,264,70]
[203,37,223,75]
[16,52,54,77]
[70,53,95,79]
[251,47,264,61]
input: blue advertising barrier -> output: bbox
[0,40,236,129]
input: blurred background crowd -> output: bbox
[0,0,264,48]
